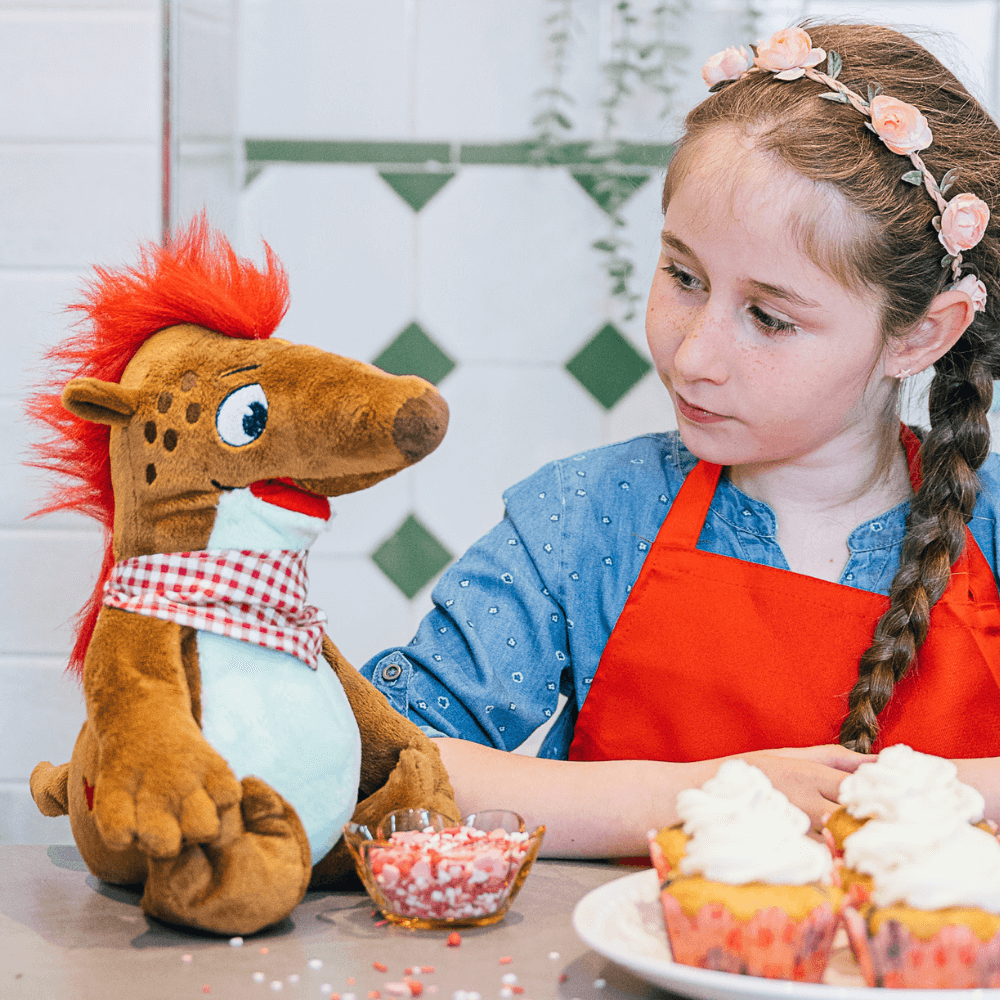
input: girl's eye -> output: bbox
[748,304,797,336]
[663,262,703,291]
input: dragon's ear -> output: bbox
[62,377,140,426]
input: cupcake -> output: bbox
[648,759,841,982]
[831,745,1000,988]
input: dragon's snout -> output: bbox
[392,390,449,463]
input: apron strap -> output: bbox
[901,423,923,493]
[656,459,723,550]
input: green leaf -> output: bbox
[592,239,620,253]
[901,170,924,185]
[534,86,575,102]
[827,51,842,79]
[941,253,956,269]
[868,82,883,102]
[818,91,849,103]
[940,167,959,195]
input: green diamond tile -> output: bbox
[566,323,652,410]
[379,171,455,212]
[373,322,456,386]
[372,514,453,599]
[571,172,649,216]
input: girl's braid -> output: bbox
[840,329,998,752]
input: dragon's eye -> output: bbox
[216,383,268,446]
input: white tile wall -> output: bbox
[240,164,418,358]
[0,9,158,141]
[1,0,159,843]
[238,0,416,139]
[419,166,610,363]
[175,0,239,232]
[6,0,1000,846]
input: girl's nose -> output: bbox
[672,313,728,384]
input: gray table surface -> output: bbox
[1,846,679,1000]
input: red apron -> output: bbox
[569,429,1000,762]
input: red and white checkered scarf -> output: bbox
[103,549,327,670]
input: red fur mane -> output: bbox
[26,215,290,676]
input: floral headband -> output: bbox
[702,28,990,313]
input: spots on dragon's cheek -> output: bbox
[157,391,173,413]
[186,402,201,424]
[144,420,157,443]
[180,371,198,392]
[163,429,178,451]
[146,463,157,484]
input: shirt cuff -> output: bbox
[369,652,412,716]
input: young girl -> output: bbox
[362,22,1000,858]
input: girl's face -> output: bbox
[646,133,897,472]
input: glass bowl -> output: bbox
[343,808,546,929]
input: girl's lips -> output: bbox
[675,394,729,424]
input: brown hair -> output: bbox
[667,23,1000,751]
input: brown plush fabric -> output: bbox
[31,322,458,935]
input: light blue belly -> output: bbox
[196,631,362,866]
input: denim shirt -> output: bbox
[362,432,1000,760]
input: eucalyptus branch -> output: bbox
[531,0,691,324]
[740,0,762,41]
[591,0,689,323]
[532,0,577,160]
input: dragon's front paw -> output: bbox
[94,732,242,858]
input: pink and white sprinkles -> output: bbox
[369,825,531,920]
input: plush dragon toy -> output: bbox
[28,218,459,935]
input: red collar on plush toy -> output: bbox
[102,548,326,669]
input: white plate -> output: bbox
[571,868,996,1000]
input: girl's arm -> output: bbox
[436,738,865,856]
[953,759,1000,824]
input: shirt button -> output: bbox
[381,663,402,682]
[845,572,854,581]
[870,522,883,532]
[741,508,752,517]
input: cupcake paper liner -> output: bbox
[843,905,1000,988]
[649,827,840,982]
[658,892,841,981]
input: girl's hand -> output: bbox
[733,744,868,831]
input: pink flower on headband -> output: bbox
[869,96,933,156]
[754,27,826,81]
[952,274,988,313]
[940,192,991,256]
[702,46,752,88]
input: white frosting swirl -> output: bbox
[838,743,984,825]
[676,759,833,885]
[839,745,1000,911]
[846,819,1000,910]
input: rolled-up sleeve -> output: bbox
[360,433,686,757]
[362,466,573,750]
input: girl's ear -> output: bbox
[883,288,976,378]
